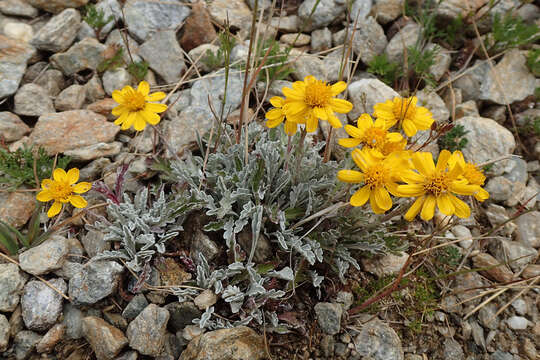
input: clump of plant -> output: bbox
[486,13,539,55]
[83,4,114,39]
[367,54,400,86]
[526,48,540,77]
[438,124,468,152]
[201,30,236,72]
[0,203,45,255]
[255,39,294,82]
[0,146,70,190]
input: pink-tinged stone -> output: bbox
[29,110,120,154]
[0,191,35,228]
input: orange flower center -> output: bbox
[463,163,485,186]
[364,163,390,190]
[49,182,73,202]
[363,127,387,148]
[424,171,450,197]
[304,80,332,108]
[393,98,416,122]
[124,89,146,111]
[381,140,405,156]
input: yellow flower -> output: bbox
[373,96,434,137]
[265,96,301,135]
[450,151,489,201]
[337,148,406,214]
[36,168,92,217]
[112,81,168,131]
[338,114,405,154]
[281,75,353,133]
[397,150,479,221]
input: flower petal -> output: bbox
[266,108,284,120]
[111,90,125,104]
[69,195,87,209]
[141,109,161,125]
[284,120,298,135]
[435,150,452,172]
[420,194,436,221]
[53,168,67,182]
[47,201,62,218]
[338,138,362,148]
[121,112,137,130]
[282,87,304,101]
[329,98,353,113]
[449,194,470,218]
[350,186,370,207]
[402,119,418,137]
[330,81,347,95]
[337,170,364,183]
[111,105,126,116]
[133,113,147,131]
[138,81,150,96]
[412,152,435,177]
[474,187,489,201]
[404,196,425,221]
[41,179,53,190]
[374,187,392,211]
[146,92,166,101]
[145,103,168,113]
[66,168,79,185]
[36,190,53,202]
[305,114,318,132]
[269,96,285,108]
[73,182,92,194]
[436,193,455,216]
[396,184,425,197]
[313,106,328,120]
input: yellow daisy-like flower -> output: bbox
[337,148,407,214]
[112,81,168,131]
[36,168,92,218]
[397,150,479,221]
[373,96,434,137]
[338,114,404,154]
[450,151,489,201]
[281,75,353,133]
[265,96,301,136]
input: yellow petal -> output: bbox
[141,110,161,125]
[69,195,87,209]
[450,182,478,196]
[266,117,285,128]
[111,105,126,116]
[449,194,470,218]
[404,196,425,221]
[337,170,364,183]
[283,101,307,115]
[138,81,150,96]
[329,98,353,113]
[36,190,53,202]
[412,152,435,177]
[330,81,347,95]
[474,187,489,201]
[146,92,166,101]
[396,184,425,197]
[47,201,62,218]
[313,106,328,120]
[41,179,53,190]
[413,107,435,129]
[266,108,284,120]
[111,90,125,104]
[338,138,362,148]
[350,186,370,207]
[73,182,92,194]
[66,168,79,185]
[282,87,304,101]
[284,120,298,135]
[121,112,137,130]
[53,168,67,182]
[133,114,147,131]
[269,96,284,108]
[420,194,436,221]
[374,187,392,211]
[402,119,418,137]
[344,125,363,139]
[327,114,343,128]
[386,132,403,142]
[435,150,452,172]
[114,112,129,126]
[436,193,455,216]
[145,103,168,113]
[305,114,318,133]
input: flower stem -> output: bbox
[323,127,333,163]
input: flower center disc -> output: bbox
[365,164,388,189]
[304,80,332,108]
[424,171,450,197]
[51,182,73,201]
[363,127,387,148]
[124,89,146,111]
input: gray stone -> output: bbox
[0,263,27,312]
[29,110,120,154]
[238,231,272,263]
[289,51,331,82]
[374,0,403,24]
[451,225,473,248]
[19,235,69,275]
[62,303,84,339]
[385,22,421,62]
[31,9,81,52]
[351,17,388,64]
[443,338,464,360]
[35,69,65,97]
[208,0,251,30]
[479,49,536,105]
[102,68,132,96]
[64,141,123,161]
[80,229,110,257]
[361,252,408,277]
[55,84,86,111]
[478,303,498,330]
[347,78,399,120]
[188,44,221,73]
[139,30,186,84]
[298,0,345,30]
[51,37,107,76]
[511,298,527,315]
[515,211,540,248]
[281,33,311,47]
[437,0,487,21]
[85,74,106,102]
[0,0,38,17]
[473,252,514,283]
[270,15,300,33]
[3,21,34,43]
[455,100,479,119]
[455,116,516,176]
[21,278,66,331]
[126,304,169,356]
[351,0,373,21]
[485,176,514,202]
[314,302,342,335]
[191,230,219,265]
[165,302,201,332]
[82,316,128,360]
[355,319,404,360]
[0,35,35,99]
[124,0,190,42]
[506,316,529,330]
[115,351,138,360]
[490,239,537,272]
[0,314,9,352]
[69,260,124,305]
[503,157,528,184]
[311,27,332,52]
[14,83,55,117]
[25,0,88,14]
[0,112,30,142]
[453,59,493,102]
[426,43,452,81]
[179,326,265,360]
[13,330,41,360]
[80,157,111,181]
[122,294,148,321]
[105,29,142,65]
[416,88,450,122]
[93,0,121,38]
[194,289,217,311]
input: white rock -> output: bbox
[347,78,399,120]
[19,236,69,276]
[385,22,421,62]
[3,22,33,42]
[511,298,527,315]
[506,316,529,330]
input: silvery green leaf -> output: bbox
[269,267,295,281]
[198,306,214,328]
[308,270,324,287]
